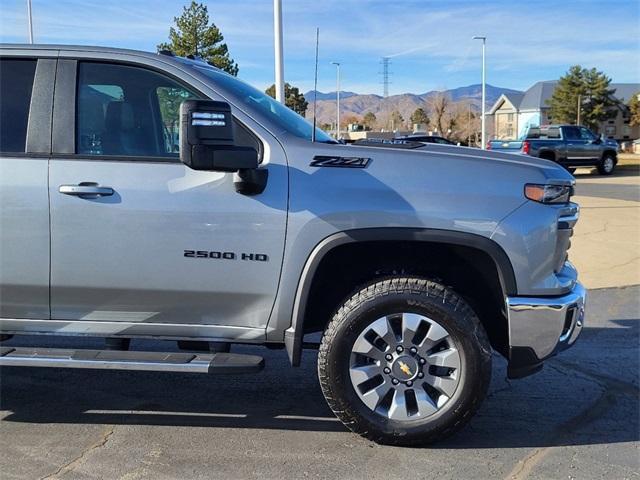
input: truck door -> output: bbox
[563,126,588,163]
[48,60,287,334]
[579,127,601,160]
[0,57,54,319]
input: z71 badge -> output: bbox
[184,250,268,262]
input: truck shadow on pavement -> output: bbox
[574,163,639,178]
[0,320,638,449]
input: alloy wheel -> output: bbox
[349,312,462,421]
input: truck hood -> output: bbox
[285,134,575,262]
[334,141,575,184]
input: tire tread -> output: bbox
[318,276,491,446]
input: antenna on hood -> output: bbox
[312,27,320,143]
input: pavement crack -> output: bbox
[505,359,635,480]
[40,426,114,480]
[487,378,513,399]
[551,359,639,397]
[507,447,551,480]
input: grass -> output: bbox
[618,153,640,166]
[616,153,640,175]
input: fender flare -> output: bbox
[284,227,517,365]
[537,148,556,161]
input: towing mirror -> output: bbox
[179,100,258,172]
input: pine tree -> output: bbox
[548,65,615,130]
[158,2,239,76]
[548,66,584,124]
[627,91,640,127]
[363,112,377,130]
[410,108,430,127]
[581,68,616,129]
[265,83,308,116]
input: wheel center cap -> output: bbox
[391,355,419,381]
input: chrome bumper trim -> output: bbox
[507,281,586,360]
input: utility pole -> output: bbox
[273,0,285,103]
[473,36,486,149]
[27,0,34,44]
[331,62,341,139]
[576,94,581,125]
[468,103,471,146]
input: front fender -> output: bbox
[280,228,516,366]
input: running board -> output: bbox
[0,347,264,374]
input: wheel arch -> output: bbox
[284,228,517,365]
[538,149,556,161]
[601,149,618,160]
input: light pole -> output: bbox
[473,36,486,149]
[273,0,285,103]
[27,0,34,44]
[331,61,341,139]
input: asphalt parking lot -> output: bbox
[571,163,640,289]
[1,167,639,480]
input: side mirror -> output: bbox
[179,100,258,172]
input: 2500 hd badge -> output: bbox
[184,250,269,262]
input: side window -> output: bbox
[156,86,193,154]
[564,127,580,140]
[579,127,596,140]
[77,82,124,154]
[0,58,37,153]
[76,62,197,157]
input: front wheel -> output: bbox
[317,277,492,446]
[597,154,616,175]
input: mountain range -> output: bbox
[304,84,523,126]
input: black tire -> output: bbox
[597,153,616,175]
[318,277,492,446]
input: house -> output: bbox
[489,81,640,141]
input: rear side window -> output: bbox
[564,127,580,140]
[0,58,37,153]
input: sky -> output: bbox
[1,0,639,95]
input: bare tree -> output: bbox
[390,110,405,130]
[342,114,361,129]
[427,93,450,135]
[448,101,480,145]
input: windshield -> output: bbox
[194,65,336,144]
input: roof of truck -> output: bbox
[1,43,156,56]
[0,43,209,69]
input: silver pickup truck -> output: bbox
[0,44,586,446]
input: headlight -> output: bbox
[524,184,572,204]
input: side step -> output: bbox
[0,347,264,374]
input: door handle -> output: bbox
[59,183,114,197]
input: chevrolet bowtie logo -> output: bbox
[398,361,412,377]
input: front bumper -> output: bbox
[506,281,586,378]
